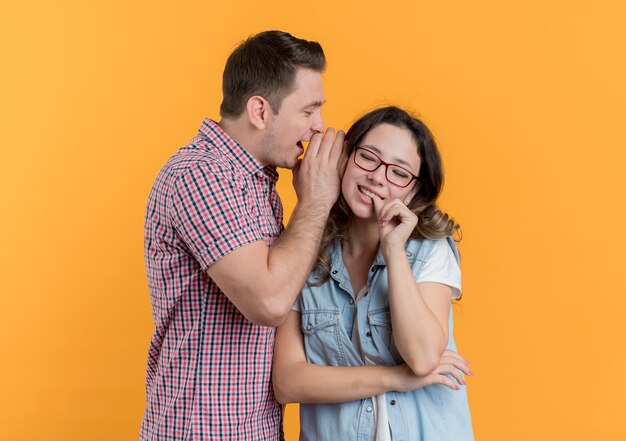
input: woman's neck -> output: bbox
[343,218,379,263]
[341,219,379,294]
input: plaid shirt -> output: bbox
[141,119,285,440]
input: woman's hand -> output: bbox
[391,349,472,392]
[372,195,417,253]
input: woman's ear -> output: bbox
[405,181,420,205]
[246,96,271,129]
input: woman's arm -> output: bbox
[374,197,454,376]
[387,262,452,376]
[272,310,467,405]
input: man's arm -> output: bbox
[207,129,344,327]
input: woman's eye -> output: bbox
[360,153,376,162]
[392,169,410,178]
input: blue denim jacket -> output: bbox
[297,238,474,441]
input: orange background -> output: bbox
[1,0,625,439]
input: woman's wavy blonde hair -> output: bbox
[309,106,460,286]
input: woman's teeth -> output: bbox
[359,186,375,199]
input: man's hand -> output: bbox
[293,128,346,210]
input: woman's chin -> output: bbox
[346,202,375,221]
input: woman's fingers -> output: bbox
[434,363,465,385]
[428,373,459,391]
[377,198,416,227]
[440,350,472,376]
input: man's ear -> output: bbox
[246,96,271,130]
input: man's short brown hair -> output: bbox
[220,30,326,118]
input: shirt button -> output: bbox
[331,270,338,275]
[370,267,375,273]
[366,331,372,337]
[390,400,396,405]
[366,406,373,412]
[406,252,413,257]
[306,325,312,331]
[349,298,354,304]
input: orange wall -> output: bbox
[1,1,625,439]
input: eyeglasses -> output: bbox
[353,147,419,188]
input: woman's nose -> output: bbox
[367,165,387,185]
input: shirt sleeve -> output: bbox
[415,239,462,300]
[169,161,265,270]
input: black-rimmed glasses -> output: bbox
[353,147,419,188]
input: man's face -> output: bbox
[260,68,325,169]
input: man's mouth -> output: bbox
[297,141,304,150]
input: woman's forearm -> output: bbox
[273,362,399,404]
[385,246,449,376]
[272,311,422,404]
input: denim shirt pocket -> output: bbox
[367,308,402,364]
[301,309,350,367]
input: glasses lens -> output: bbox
[355,149,380,171]
[387,165,413,187]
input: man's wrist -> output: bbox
[295,197,334,219]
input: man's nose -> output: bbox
[311,111,324,134]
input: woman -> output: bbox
[272,106,474,440]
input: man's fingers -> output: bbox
[327,130,346,164]
[312,127,335,160]
[337,142,349,177]
[292,158,302,179]
[304,132,323,159]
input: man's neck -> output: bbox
[218,117,266,166]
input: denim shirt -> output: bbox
[297,237,474,441]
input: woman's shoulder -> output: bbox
[405,237,439,258]
[406,237,459,263]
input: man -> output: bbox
[140,31,344,440]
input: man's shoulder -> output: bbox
[161,140,245,185]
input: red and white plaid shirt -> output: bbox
[141,119,285,440]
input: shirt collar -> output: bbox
[329,239,415,270]
[196,118,279,182]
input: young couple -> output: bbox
[142,30,473,441]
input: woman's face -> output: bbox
[342,123,421,220]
